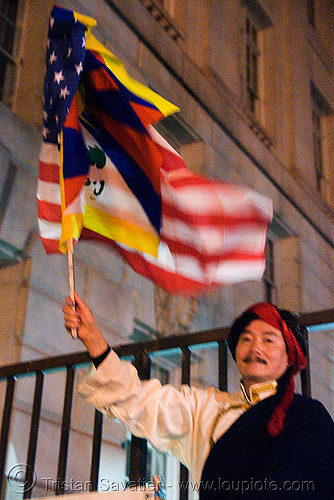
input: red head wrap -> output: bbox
[248,303,307,375]
[246,302,307,437]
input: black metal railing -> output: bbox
[0,307,333,499]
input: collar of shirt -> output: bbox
[239,379,278,405]
[210,380,278,448]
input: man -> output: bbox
[63,295,334,499]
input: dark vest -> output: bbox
[200,394,334,499]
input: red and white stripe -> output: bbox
[37,143,63,253]
[37,128,272,296]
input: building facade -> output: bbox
[1,0,334,498]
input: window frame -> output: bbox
[310,83,333,194]
[245,16,260,115]
[0,0,21,105]
[312,102,324,192]
[307,0,316,27]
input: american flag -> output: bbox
[37,5,273,296]
[38,6,90,254]
[42,7,86,148]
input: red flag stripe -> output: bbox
[162,201,270,227]
[38,161,60,183]
[39,237,62,255]
[37,198,62,222]
[160,236,265,263]
[85,65,120,92]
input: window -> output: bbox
[0,147,17,229]
[311,84,332,193]
[243,4,273,138]
[312,102,324,191]
[245,17,259,115]
[0,0,20,104]
[307,0,315,27]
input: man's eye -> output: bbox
[264,338,273,343]
[240,336,251,342]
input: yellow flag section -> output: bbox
[74,10,179,118]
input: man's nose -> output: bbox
[248,338,262,352]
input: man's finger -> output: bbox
[65,296,75,307]
[73,292,87,310]
[73,293,92,316]
[64,316,80,328]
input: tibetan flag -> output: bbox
[38,6,273,296]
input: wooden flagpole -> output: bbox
[67,239,77,338]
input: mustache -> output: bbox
[243,355,267,364]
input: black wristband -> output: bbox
[91,345,111,368]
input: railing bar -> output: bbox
[301,329,311,397]
[0,376,16,495]
[23,371,44,499]
[0,329,230,379]
[0,352,90,379]
[299,308,334,326]
[181,347,191,386]
[129,351,150,486]
[90,410,103,491]
[218,341,228,392]
[180,347,191,500]
[116,329,230,356]
[55,366,75,495]
[0,305,333,379]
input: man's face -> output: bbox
[235,319,289,386]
